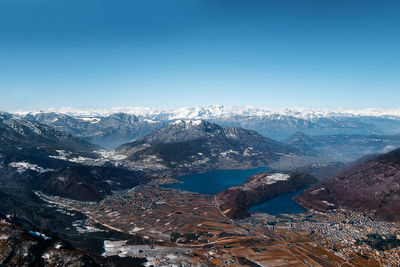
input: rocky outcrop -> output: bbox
[296,148,400,221]
[216,171,317,219]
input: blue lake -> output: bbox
[163,168,308,215]
[249,186,307,215]
[162,167,269,194]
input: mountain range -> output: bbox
[16,106,400,148]
[286,131,400,162]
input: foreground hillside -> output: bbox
[0,113,149,200]
[0,213,146,266]
[116,120,305,176]
[296,148,400,221]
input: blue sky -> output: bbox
[1,0,399,110]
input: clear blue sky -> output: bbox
[1,0,399,110]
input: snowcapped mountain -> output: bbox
[13,105,400,148]
[14,105,400,119]
[24,112,166,148]
[115,120,305,176]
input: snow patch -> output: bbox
[8,162,52,173]
[97,150,127,161]
[79,117,101,124]
[264,173,290,184]
[322,200,335,207]
[220,150,240,157]
[130,227,144,233]
[170,119,203,126]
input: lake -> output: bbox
[163,168,307,215]
[249,186,307,215]
[162,167,269,194]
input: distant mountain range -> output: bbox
[24,112,166,149]
[4,108,400,171]
[286,132,400,162]
[15,106,400,148]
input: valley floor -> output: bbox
[35,186,399,266]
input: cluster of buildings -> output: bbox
[248,209,400,266]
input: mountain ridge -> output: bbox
[115,120,304,176]
[296,147,400,221]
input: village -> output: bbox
[248,209,400,266]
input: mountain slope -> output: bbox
[0,112,105,193]
[0,113,150,200]
[0,211,146,266]
[116,120,304,176]
[296,148,400,221]
[25,112,166,148]
[37,166,149,201]
[0,112,99,168]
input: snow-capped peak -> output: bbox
[10,105,400,120]
[170,119,203,126]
